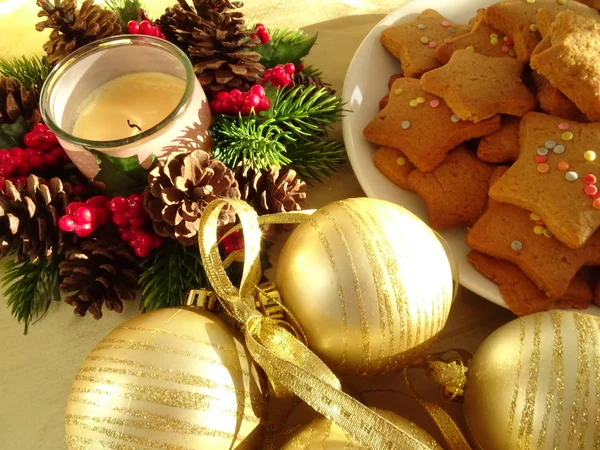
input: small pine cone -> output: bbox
[59,232,139,319]
[144,150,240,246]
[235,165,307,215]
[36,0,122,66]
[0,175,78,262]
[0,77,41,126]
[293,71,336,96]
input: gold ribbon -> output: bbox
[198,198,470,450]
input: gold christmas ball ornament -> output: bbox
[277,408,443,449]
[65,307,265,450]
[464,311,600,450]
[275,198,454,375]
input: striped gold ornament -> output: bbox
[463,311,600,450]
[275,198,454,375]
[65,307,265,450]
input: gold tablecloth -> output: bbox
[0,1,516,448]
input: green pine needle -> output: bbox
[104,0,143,30]
[139,242,209,312]
[211,115,293,171]
[269,28,311,47]
[0,55,52,93]
[286,138,345,183]
[2,257,60,335]
[301,65,323,80]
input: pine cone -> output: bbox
[59,232,139,319]
[36,0,122,66]
[235,165,307,214]
[294,71,336,96]
[0,175,77,262]
[159,0,264,96]
[0,77,41,126]
[144,150,240,246]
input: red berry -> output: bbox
[120,228,134,242]
[139,234,153,248]
[33,124,47,133]
[16,163,31,176]
[149,26,161,37]
[11,155,25,168]
[272,66,285,78]
[43,153,58,167]
[232,104,240,114]
[0,163,15,177]
[221,97,233,113]
[75,222,95,237]
[258,97,271,111]
[29,155,44,169]
[112,213,128,226]
[23,134,39,149]
[255,23,265,30]
[250,84,266,97]
[298,62,305,72]
[135,245,150,258]
[229,89,242,101]
[51,147,64,158]
[65,201,83,215]
[241,105,252,115]
[244,93,261,109]
[139,20,153,35]
[0,150,10,161]
[127,20,140,34]
[210,100,223,114]
[159,33,167,39]
[109,197,129,214]
[11,148,25,158]
[151,235,163,248]
[129,217,145,229]
[222,242,235,254]
[257,28,270,44]
[86,196,110,208]
[74,206,97,225]
[128,193,144,206]
[250,33,257,39]
[40,131,58,143]
[284,63,296,75]
[58,215,76,232]
[214,91,230,102]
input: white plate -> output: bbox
[341,0,600,315]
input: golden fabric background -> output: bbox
[0,1,515,448]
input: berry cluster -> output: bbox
[220,229,245,255]
[59,196,111,237]
[109,194,162,257]
[127,20,166,39]
[251,23,270,44]
[262,63,296,88]
[210,85,271,115]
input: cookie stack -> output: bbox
[363,1,600,316]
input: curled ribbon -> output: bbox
[198,198,471,450]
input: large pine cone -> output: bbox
[235,165,307,214]
[0,175,77,262]
[59,232,139,319]
[36,0,121,66]
[159,0,264,96]
[0,77,41,126]
[144,150,240,246]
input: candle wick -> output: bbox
[127,120,142,132]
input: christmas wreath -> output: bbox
[0,0,344,333]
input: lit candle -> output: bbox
[72,72,186,141]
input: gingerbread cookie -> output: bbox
[577,0,600,9]
[489,112,600,248]
[421,50,535,122]
[530,12,600,121]
[467,250,593,315]
[484,0,598,62]
[477,117,521,163]
[380,9,469,78]
[435,9,516,64]
[363,78,501,171]
[595,278,600,305]
[407,146,494,230]
[530,71,586,121]
[373,146,415,191]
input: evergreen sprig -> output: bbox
[269,28,310,47]
[139,242,208,312]
[301,65,323,80]
[255,28,318,68]
[104,0,144,30]
[2,257,60,334]
[0,55,51,93]
[286,139,345,183]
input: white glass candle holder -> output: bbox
[40,35,212,180]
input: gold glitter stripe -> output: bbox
[505,319,526,450]
[307,214,349,369]
[66,435,144,450]
[516,314,543,449]
[550,312,566,449]
[569,314,592,449]
[93,339,250,373]
[341,200,393,372]
[72,376,255,410]
[322,417,333,448]
[537,311,560,449]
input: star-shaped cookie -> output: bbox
[530,71,586,121]
[407,146,494,230]
[421,50,535,122]
[363,78,501,171]
[467,250,593,316]
[489,112,600,248]
[435,9,516,64]
[530,12,600,121]
[373,146,415,191]
[484,0,598,62]
[477,116,521,163]
[381,9,469,78]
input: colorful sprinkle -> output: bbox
[535,219,545,226]
[553,145,565,154]
[511,240,523,251]
[584,150,596,161]
[584,174,597,184]
[428,41,438,48]
[410,99,419,107]
[533,225,544,235]
[537,163,549,173]
[448,27,456,33]
[504,36,509,42]
[557,160,570,171]
[417,24,426,30]
[527,0,536,3]
[490,33,498,39]
[545,140,556,149]
[565,171,578,181]
[561,131,574,141]
[416,97,426,104]
[585,185,598,196]
[505,38,514,45]
[558,0,567,4]
[537,147,548,156]
[394,88,404,95]
[401,120,411,130]
[396,157,406,166]
[529,24,538,31]
[530,212,541,221]
[509,49,516,57]
[502,45,510,52]
[543,229,553,238]
[490,37,499,45]
[421,36,429,44]
[535,155,548,163]
[441,20,451,27]
[558,122,570,130]
[593,198,600,209]
[430,99,440,108]
[466,46,475,52]
[451,114,460,123]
